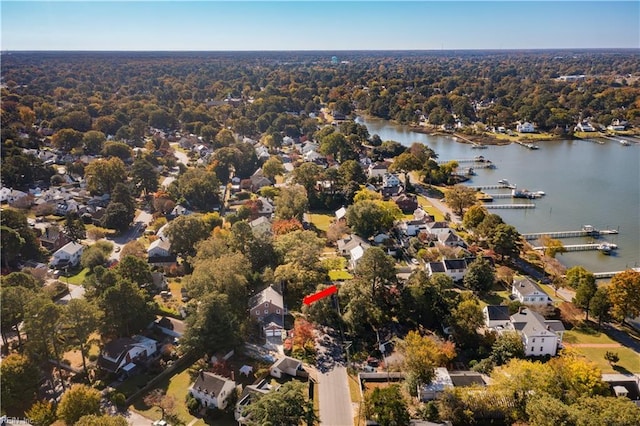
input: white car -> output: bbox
[411,258,419,265]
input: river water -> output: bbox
[356,116,640,274]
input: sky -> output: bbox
[1,1,639,51]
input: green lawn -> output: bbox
[416,195,445,221]
[66,267,90,285]
[308,213,334,232]
[478,290,511,308]
[328,270,354,281]
[538,284,564,302]
[131,366,207,426]
[571,347,640,374]
[563,327,619,345]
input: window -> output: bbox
[255,310,260,315]
[540,346,543,352]
[541,338,544,343]
[264,309,269,314]
[531,347,534,352]
[276,309,281,314]
[532,338,536,343]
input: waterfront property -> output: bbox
[512,277,552,306]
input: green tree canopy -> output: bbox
[242,380,318,426]
[57,384,102,425]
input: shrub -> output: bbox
[110,392,126,408]
[185,393,200,413]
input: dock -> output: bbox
[532,243,617,252]
[483,193,512,199]
[515,140,540,150]
[438,157,492,164]
[486,204,535,209]
[523,228,619,241]
[469,184,513,190]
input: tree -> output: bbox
[120,239,146,259]
[57,384,101,425]
[590,287,611,327]
[489,224,523,261]
[116,255,152,288]
[52,128,83,151]
[98,279,155,337]
[400,331,456,396]
[23,295,63,362]
[462,204,487,231]
[463,257,495,294]
[572,268,597,321]
[182,292,241,356]
[0,353,40,412]
[64,212,86,242]
[261,156,285,182]
[1,285,31,347]
[165,215,207,259]
[338,159,366,186]
[1,226,25,268]
[102,141,133,160]
[364,385,410,426]
[355,247,397,297]
[84,157,127,194]
[608,270,640,325]
[604,351,619,366]
[60,299,100,380]
[346,199,401,238]
[490,331,525,366]
[274,185,308,221]
[540,235,567,258]
[175,168,221,211]
[569,395,640,426]
[444,185,477,216]
[525,395,572,426]
[81,242,112,271]
[101,202,132,232]
[450,296,484,347]
[131,157,159,194]
[26,400,58,426]
[82,130,106,154]
[242,380,318,426]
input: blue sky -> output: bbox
[2,1,639,51]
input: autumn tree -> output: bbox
[0,353,40,412]
[444,185,477,216]
[242,380,317,426]
[84,157,127,194]
[364,385,410,426]
[57,384,101,425]
[608,269,640,325]
[274,185,308,221]
[400,330,456,396]
[261,156,285,181]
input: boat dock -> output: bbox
[486,204,535,209]
[532,243,617,252]
[515,140,540,149]
[438,157,492,164]
[523,227,619,241]
[469,184,513,190]
[594,271,625,279]
[483,193,512,199]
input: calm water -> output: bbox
[356,116,640,274]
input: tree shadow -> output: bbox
[613,364,632,375]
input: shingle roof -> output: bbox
[249,285,283,310]
[192,371,234,397]
[513,277,545,297]
[485,305,510,321]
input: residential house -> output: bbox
[335,206,347,222]
[607,119,627,131]
[151,272,168,291]
[368,162,390,179]
[426,221,451,236]
[382,173,401,188]
[167,204,192,220]
[189,371,237,410]
[349,244,366,270]
[516,122,535,133]
[97,335,158,376]
[249,216,272,236]
[576,121,595,132]
[602,374,640,407]
[426,258,472,282]
[249,285,285,337]
[235,379,275,424]
[39,225,71,253]
[50,242,84,268]
[397,217,432,237]
[483,305,511,329]
[392,194,418,213]
[512,277,552,306]
[508,308,564,357]
[250,175,272,192]
[303,150,323,162]
[256,197,275,217]
[0,188,30,206]
[151,316,185,340]
[336,234,370,256]
[270,356,304,379]
[438,230,465,248]
[147,239,176,266]
[418,368,454,401]
[373,233,390,245]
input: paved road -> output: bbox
[318,366,353,426]
[107,210,153,261]
[170,143,190,166]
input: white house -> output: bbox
[483,305,511,329]
[335,206,347,221]
[508,308,565,357]
[148,239,171,259]
[0,187,29,205]
[269,356,303,379]
[336,234,370,256]
[438,231,465,248]
[382,173,401,188]
[249,216,272,236]
[349,244,366,270]
[97,335,158,375]
[576,122,596,132]
[368,162,390,179]
[512,277,552,306]
[442,258,468,282]
[303,150,323,162]
[517,122,535,133]
[51,241,84,268]
[418,367,454,401]
[256,197,275,217]
[426,221,451,236]
[189,371,237,410]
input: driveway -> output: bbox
[170,143,190,166]
[318,366,353,426]
[107,210,153,261]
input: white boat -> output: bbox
[598,242,617,254]
[619,139,630,146]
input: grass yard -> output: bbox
[563,327,620,345]
[66,267,90,285]
[348,374,364,426]
[478,290,511,308]
[416,195,445,221]
[328,270,354,281]
[538,284,564,302]
[131,366,208,426]
[570,346,640,374]
[308,213,334,233]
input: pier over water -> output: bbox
[523,226,619,241]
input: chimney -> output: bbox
[199,369,204,379]
[518,306,525,314]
